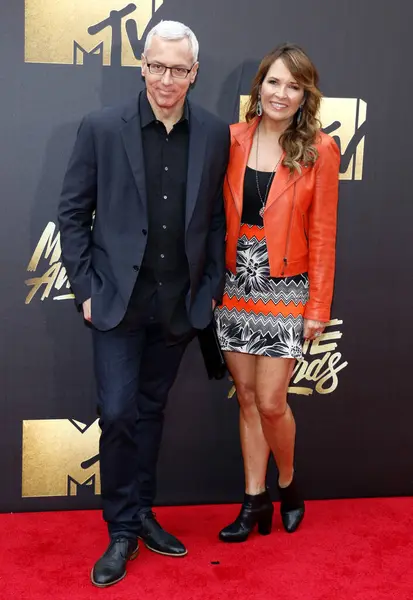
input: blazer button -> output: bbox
[142,229,147,236]
[133,265,139,271]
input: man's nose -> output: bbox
[161,68,173,85]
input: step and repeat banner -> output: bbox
[1,1,412,512]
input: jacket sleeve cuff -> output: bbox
[303,304,331,323]
[70,278,92,308]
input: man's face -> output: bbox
[141,36,198,110]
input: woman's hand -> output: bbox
[304,319,325,341]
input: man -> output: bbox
[58,20,229,588]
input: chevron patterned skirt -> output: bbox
[214,224,309,359]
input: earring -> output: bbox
[296,105,303,124]
[256,94,263,117]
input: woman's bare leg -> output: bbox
[224,351,270,494]
[254,357,296,487]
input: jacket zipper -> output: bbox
[281,184,296,276]
[303,213,308,243]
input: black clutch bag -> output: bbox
[197,321,227,380]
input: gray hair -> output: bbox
[144,20,199,63]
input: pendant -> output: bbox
[259,207,265,218]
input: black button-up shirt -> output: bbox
[130,91,191,338]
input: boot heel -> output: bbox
[257,513,273,536]
[219,490,273,543]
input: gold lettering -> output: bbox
[303,352,331,379]
[27,222,61,271]
[309,331,342,355]
[290,351,348,394]
[288,386,313,396]
[25,222,75,303]
[315,354,348,394]
[25,263,62,304]
[291,358,310,384]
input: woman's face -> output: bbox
[260,58,305,125]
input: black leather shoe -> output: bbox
[137,511,187,557]
[278,477,305,533]
[91,537,139,588]
[219,490,274,542]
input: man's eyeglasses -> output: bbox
[145,61,195,79]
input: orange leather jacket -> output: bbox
[224,118,340,323]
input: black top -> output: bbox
[140,90,189,274]
[129,91,191,337]
[241,166,306,284]
[241,166,275,225]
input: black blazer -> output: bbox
[58,93,230,331]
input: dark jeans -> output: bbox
[92,297,189,539]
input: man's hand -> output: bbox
[303,319,325,341]
[82,298,92,322]
[212,299,217,310]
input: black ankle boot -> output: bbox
[219,490,274,542]
[278,477,305,533]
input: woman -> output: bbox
[214,43,340,541]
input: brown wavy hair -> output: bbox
[245,43,322,173]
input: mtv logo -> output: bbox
[25,0,164,67]
[22,419,101,498]
[239,96,367,181]
[319,97,367,180]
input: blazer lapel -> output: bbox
[228,118,311,214]
[265,162,310,211]
[121,100,147,211]
[185,106,207,229]
[226,119,259,216]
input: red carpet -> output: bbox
[1,499,412,600]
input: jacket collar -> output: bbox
[120,92,206,230]
[228,117,310,215]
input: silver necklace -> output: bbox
[255,125,282,218]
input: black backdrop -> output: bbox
[1,0,412,513]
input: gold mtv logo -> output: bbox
[239,96,367,180]
[22,419,101,497]
[25,0,164,67]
